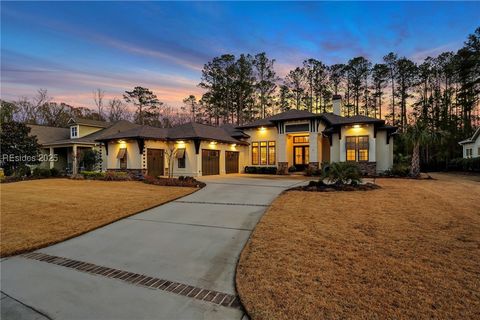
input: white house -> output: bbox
[99,96,397,176]
[459,127,480,158]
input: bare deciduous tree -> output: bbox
[93,88,105,120]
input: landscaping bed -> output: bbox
[0,179,197,257]
[236,175,480,319]
[289,180,380,192]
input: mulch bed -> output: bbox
[290,180,381,192]
[143,176,206,188]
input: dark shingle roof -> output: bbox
[219,124,250,139]
[238,110,386,129]
[41,120,141,146]
[459,127,480,145]
[28,125,70,145]
[96,122,246,145]
[68,117,110,128]
[321,113,385,126]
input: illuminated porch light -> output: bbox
[210,141,217,145]
[259,126,266,132]
[231,143,237,147]
[353,124,361,129]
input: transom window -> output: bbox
[346,136,369,162]
[293,136,309,144]
[252,141,276,166]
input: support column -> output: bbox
[72,145,78,175]
[308,132,319,169]
[277,133,288,175]
[196,153,202,177]
[49,147,54,169]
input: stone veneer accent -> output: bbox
[356,162,377,176]
[277,162,289,175]
[308,162,319,170]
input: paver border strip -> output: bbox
[20,252,242,310]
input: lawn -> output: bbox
[236,173,480,320]
[1,179,196,257]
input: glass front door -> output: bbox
[293,146,309,170]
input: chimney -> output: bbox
[332,95,342,116]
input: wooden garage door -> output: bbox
[225,151,239,174]
[202,149,220,175]
[147,149,164,177]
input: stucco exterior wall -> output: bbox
[376,131,394,172]
[340,124,376,162]
[243,127,278,166]
[107,140,143,170]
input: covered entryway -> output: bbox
[147,149,164,177]
[293,146,309,171]
[225,151,239,174]
[202,149,219,175]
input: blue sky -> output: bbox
[1,1,479,108]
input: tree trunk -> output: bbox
[410,143,421,178]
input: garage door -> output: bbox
[202,149,220,175]
[225,151,239,174]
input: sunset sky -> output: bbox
[1,1,479,109]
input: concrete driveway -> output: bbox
[1,175,306,320]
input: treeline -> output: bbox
[187,27,479,138]
[0,88,192,128]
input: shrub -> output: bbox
[321,162,362,185]
[305,166,322,176]
[15,165,31,177]
[81,171,105,179]
[50,168,60,177]
[32,167,51,178]
[143,175,206,188]
[244,166,277,174]
[448,157,480,172]
[288,166,297,172]
[104,171,131,181]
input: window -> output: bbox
[176,148,186,168]
[346,137,357,161]
[346,136,369,162]
[466,148,473,158]
[268,141,276,165]
[117,148,127,169]
[252,142,259,165]
[252,141,276,165]
[293,136,309,144]
[71,126,78,138]
[357,136,369,161]
[260,142,268,165]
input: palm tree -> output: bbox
[405,122,430,177]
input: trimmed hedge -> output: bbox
[143,175,206,188]
[447,157,480,172]
[32,168,60,177]
[244,166,277,174]
[80,171,105,179]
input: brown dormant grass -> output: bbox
[1,179,196,257]
[237,173,480,320]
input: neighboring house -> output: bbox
[99,96,396,177]
[459,127,480,158]
[97,122,249,177]
[29,118,139,173]
[238,96,396,175]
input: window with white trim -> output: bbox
[71,126,78,138]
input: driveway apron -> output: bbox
[1,175,304,320]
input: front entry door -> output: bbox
[293,146,309,170]
[147,149,164,177]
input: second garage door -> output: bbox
[202,149,220,175]
[225,151,239,174]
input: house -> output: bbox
[459,127,480,158]
[238,96,396,175]
[99,96,396,177]
[97,122,249,177]
[29,118,139,173]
